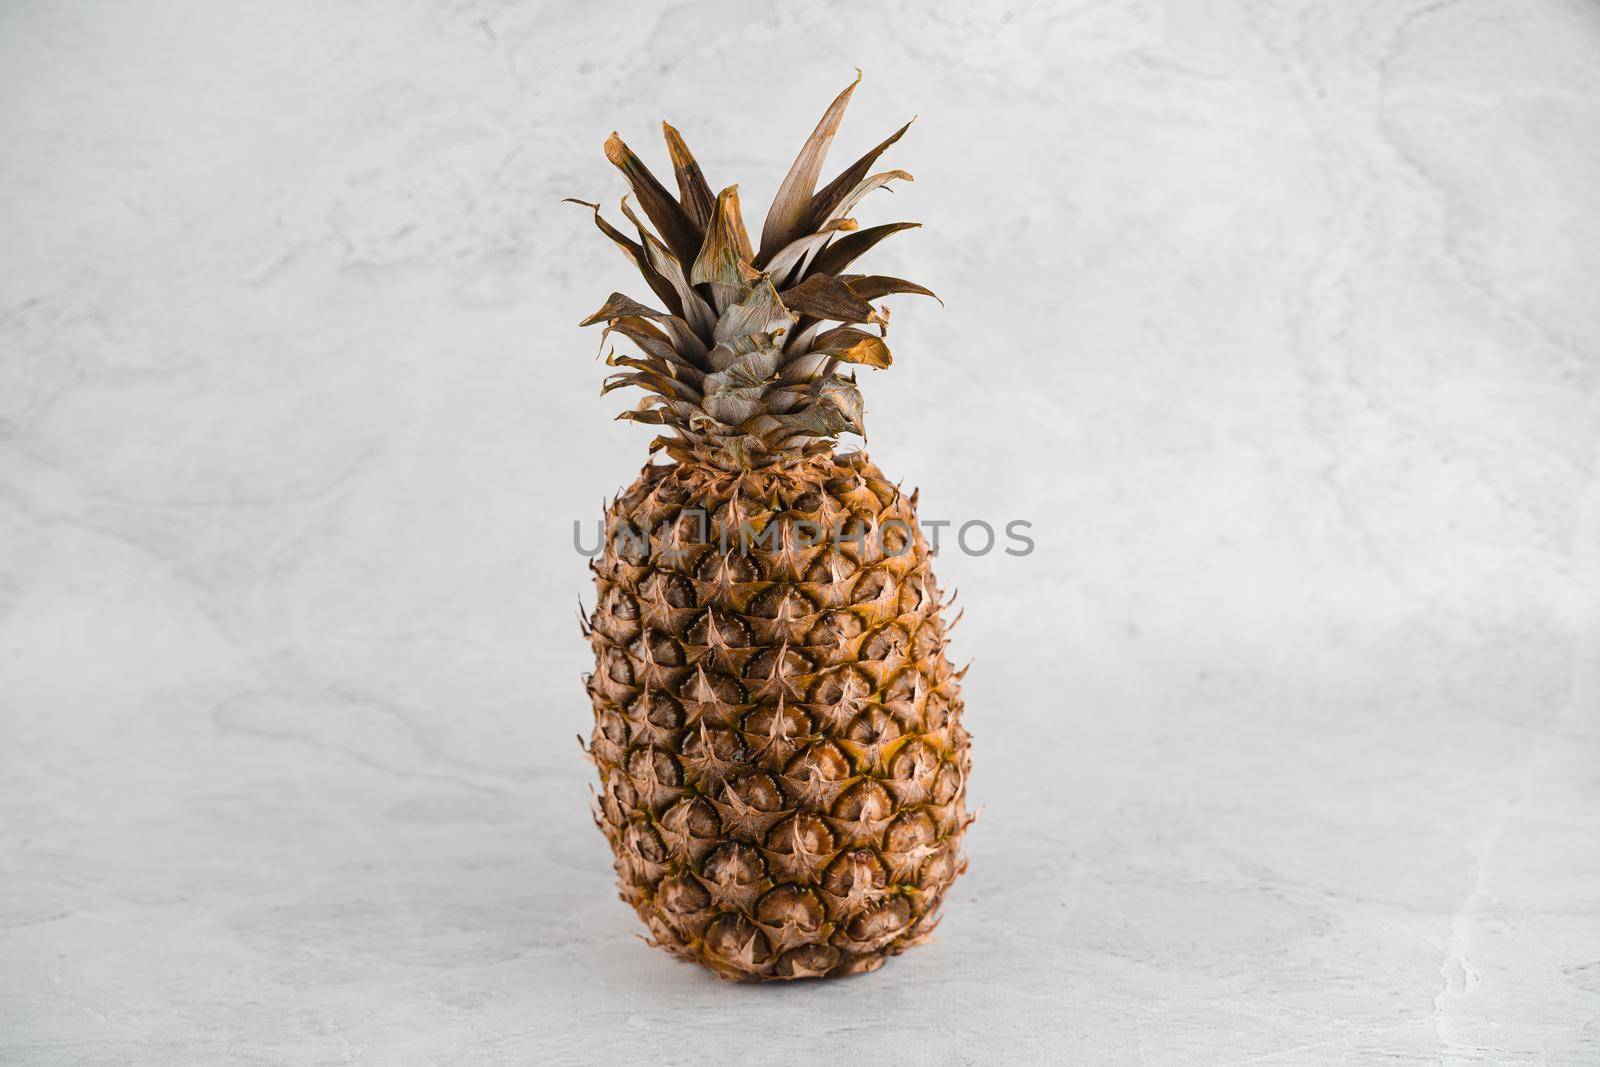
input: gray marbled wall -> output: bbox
[3,1,1597,1062]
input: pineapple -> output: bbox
[576,75,971,982]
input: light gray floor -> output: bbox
[3,2,1598,1063]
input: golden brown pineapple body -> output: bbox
[585,453,969,980]
[574,76,969,980]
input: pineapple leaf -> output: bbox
[566,198,687,321]
[804,119,914,232]
[700,383,766,426]
[603,350,702,398]
[617,196,717,337]
[599,316,704,379]
[713,275,795,347]
[810,325,892,369]
[779,273,883,325]
[806,222,921,280]
[603,133,703,265]
[818,375,866,433]
[579,291,708,368]
[775,376,866,440]
[615,406,672,426]
[757,71,860,265]
[763,218,858,289]
[811,169,913,232]
[703,343,781,393]
[839,274,941,305]
[662,122,715,231]
[601,368,682,399]
[691,186,759,311]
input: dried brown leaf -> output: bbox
[810,325,892,369]
[690,186,759,310]
[617,197,716,337]
[604,133,703,265]
[812,169,913,231]
[579,291,708,369]
[778,273,882,325]
[806,222,921,280]
[662,122,715,231]
[763,218,858,289]
[804,119,914,232]
[565,198,686,321]
[757,72,860,264]
[839,274,941,304]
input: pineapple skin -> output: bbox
[584,451,970,981]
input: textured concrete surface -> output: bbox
[3,1,1599,1063]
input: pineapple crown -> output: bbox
[571,73,936,470]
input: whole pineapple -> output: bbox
[576,76,971,981]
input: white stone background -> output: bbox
[2,0,1598,1063]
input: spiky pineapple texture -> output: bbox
[577,76,971,981]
